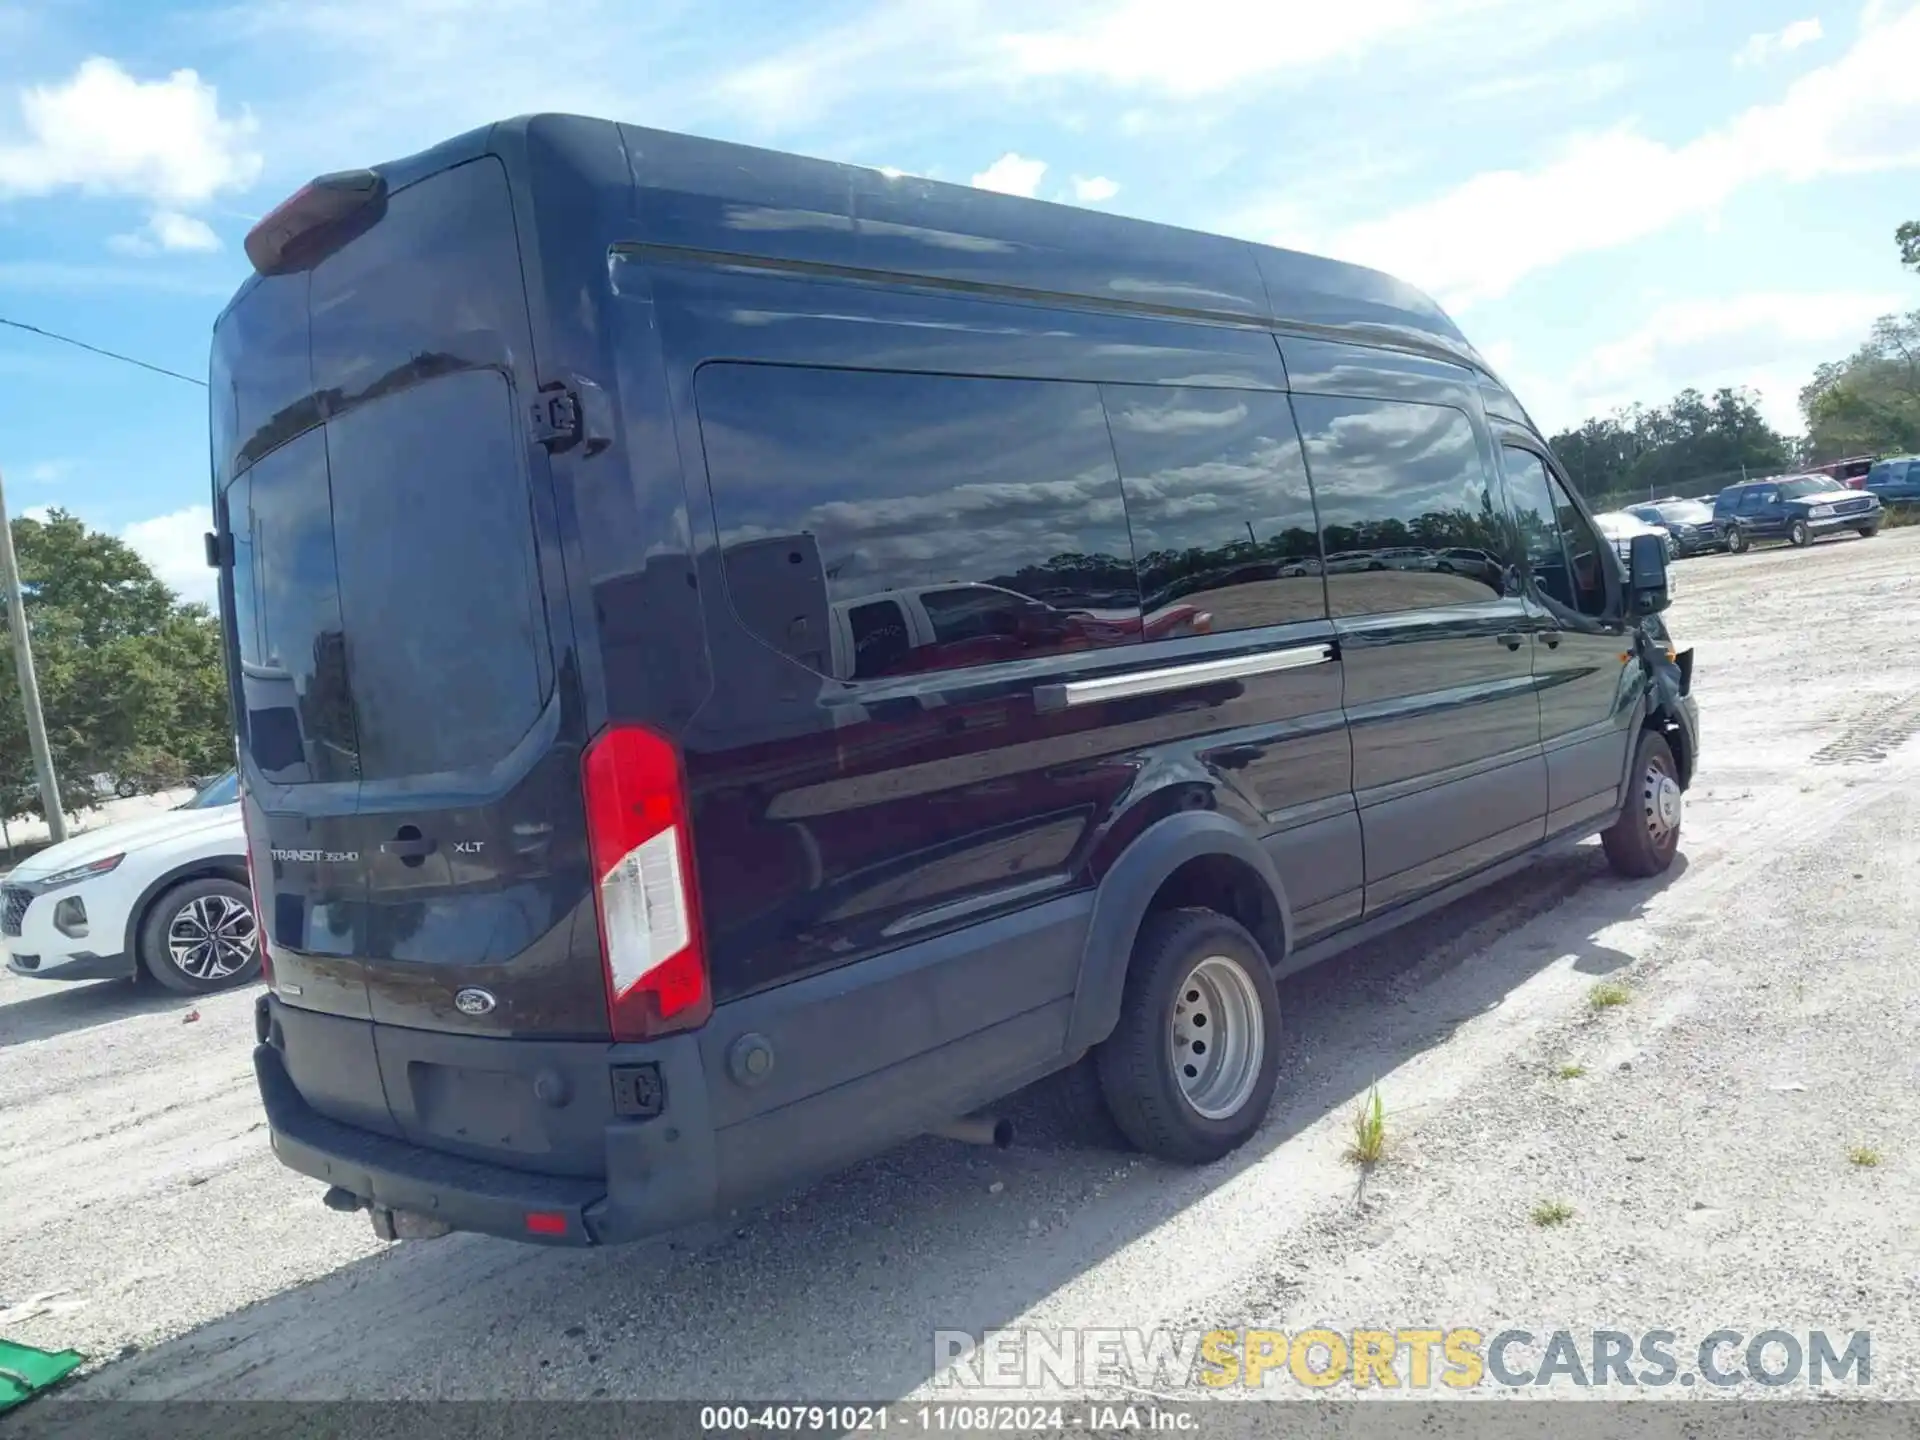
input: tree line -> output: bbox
[0,510,231,817]
[1549,226,1920,507]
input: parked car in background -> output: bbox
[1808,456,1876,490]
[1595,510,1676,565]
[3,769,256,993]
[1626,499,1723,556]
[1864,456,1920,506]
[1713,476,1884,552]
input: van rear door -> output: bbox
[214,155,605,1058]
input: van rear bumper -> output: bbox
[254,891,1092,1247]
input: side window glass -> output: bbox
[1500,448,1575,611]
[698,364,1141,681]
[1291,395,1511,618]
[845,599,912,680]
[1102,386,1327,633]
[1546,474,1609,618]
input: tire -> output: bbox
[1788,519,1812,547]
[1601,730,1683,879]
[114,778,139,800]
[1858,524,1880,539]
[1724,526,1747,554]
[138,876,261,994]
[1094,908,1282,1165]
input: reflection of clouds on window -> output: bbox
[699,363,1143,678]
[1294,395,1509,619]
[1106,386,1325,633]
[700,365,1136,602]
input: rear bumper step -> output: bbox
[256,1044,608,1245]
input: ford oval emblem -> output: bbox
[453,987,497,1017]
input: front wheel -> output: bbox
[1788,519,1812,547]
[1096,908,1282,1164]
[1858,523,1881,539]
[1724,526,1747,554]
[138,877,261,994]
[1602,730,1683,879]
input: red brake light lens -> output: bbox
[582,726,711,1042]
[244,169,387,276]
[524,1211,569,1236]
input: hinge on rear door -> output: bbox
[530,389,583,453]
[529,376,614,458]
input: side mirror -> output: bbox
[1626,532,1670,615]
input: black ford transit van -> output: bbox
[214,114,1698,1247]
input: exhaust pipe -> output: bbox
[931,1114,1013,1149]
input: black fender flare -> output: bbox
[1062,811,1292,1056]
[121,854,250,965]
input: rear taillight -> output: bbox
[244,168,387,277]
[582,726,711,1042]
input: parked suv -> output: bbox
[1713,476,1883,552]
[215,115,1700,1249]
[1864,456,1920,505]
[1625,499,1723,557]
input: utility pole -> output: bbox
[0,464,65,843]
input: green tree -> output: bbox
[1898,220,1919,274]
[0,509,232,817]
[1548,386,1789,505]
[1800,309,1920,461]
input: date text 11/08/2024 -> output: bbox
[700,1405,1196,1433]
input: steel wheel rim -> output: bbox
[1170,954,1265,1121]
[167,894,258,979]
[1640,757,1682,848]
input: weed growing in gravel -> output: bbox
[1531,1200,1575,1227]
[1344,1085,1387,1167]
[1849,1145,1882,1168]
[1588,982,1631,1011]
[1556,1063,1587,1079]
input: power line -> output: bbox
[0,315,206,389]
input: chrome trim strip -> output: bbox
[1033,643,1334,713]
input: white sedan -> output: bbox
[2,771,259,994]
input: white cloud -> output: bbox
[1735,17,1824,66]
[108,210,223,256]
[21,505,54,524]
[1314,7,1920,309]
[972,152,1047,197]
[1072,175,1120,203]
[0,58,261,207]
[1505,290,1905,435]
[123,506,216,606]
[20,460,73,485]
[1004,0,1473,95]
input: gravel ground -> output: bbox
[5,528,1919,1416]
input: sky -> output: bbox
[1,0,1917,607]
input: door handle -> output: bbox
[1494,631,1524,651]
[380,834,437,859]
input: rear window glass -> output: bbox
[226,371,547,785]
[227,430,359,786]
[326,371,547,780]
[696,364,1141,681]
[1102,386,1327,632]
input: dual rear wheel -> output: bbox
[1093,730,1685,1164]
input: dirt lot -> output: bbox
[5,528,1919,1416]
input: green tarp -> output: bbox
[0,1337,85,1413]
